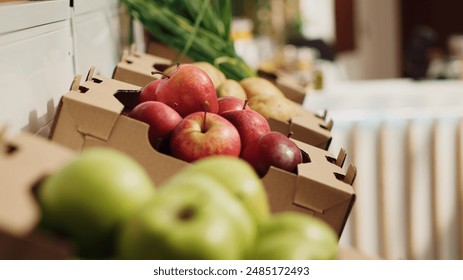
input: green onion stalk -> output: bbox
[121,0,257,81]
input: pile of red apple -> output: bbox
[129,63,303,177]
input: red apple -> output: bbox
[128,101,182,151]
[139,79,162,104]
[155,64,218,117]
[220,107,270,151]
[241,131,303,177]
[170,111,241,162]
[217,96,250,114]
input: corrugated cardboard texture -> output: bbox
[50,72,139,150]
[0,131,75,259]
[81,115,188,185]
[0,131,74,236]
[263,139,356,237]
[113,48,172,87]
[50,69,188,185]
[269,108,332,150]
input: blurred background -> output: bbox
[212,1,463,260]
[227,0,463,83]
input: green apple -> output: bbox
[38,147,156,259]
[168,156,270,225]
[246,212,338,260]
[115,173,256,260]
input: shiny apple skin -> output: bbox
[156,64,218,117]
[241,131,302,177]
[170,112,241,162]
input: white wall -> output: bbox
[0,0,125,136]
[336,0,401,80]
[300,0,336,44]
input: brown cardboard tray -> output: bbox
[49,68,355,236]
[0,129,75,259]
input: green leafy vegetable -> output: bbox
[122,0,256,81]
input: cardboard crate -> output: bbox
[113,49,332,150]
[0,129,75,259]
[263,141,356,237]
[50,69,188,186]
[49,68,355,236]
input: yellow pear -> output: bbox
[240,77,286,101]
[193,62,226,89]
[240,77,301,122]
[216,79,247,100]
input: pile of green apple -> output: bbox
[129,63,304,177]
[37,148,338,260]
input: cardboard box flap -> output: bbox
[81,115,189,186]
[293,139,356,213]
[62,69,141,141]
[0,130,74,236]
[295,139,356,192]
[122,47,172,72]
[292,108,332,129]
[268,108,332,150]
[274,74,308,104]
[293,176,354,214]
[113,48,172,87]
[290,109,333,147]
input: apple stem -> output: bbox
[178,206,195,220]
[151,71,170,79]
[202,101,209,133]
[287,131,294,138]
[243,99,249,110]
[203,112,207,133]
